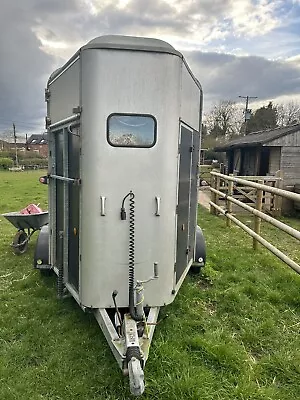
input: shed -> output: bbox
[214,124,300,186]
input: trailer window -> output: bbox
[107,114,156,148]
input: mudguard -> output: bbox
[33,225,50,270]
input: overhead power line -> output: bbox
[0,116,44,129]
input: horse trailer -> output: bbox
[34,35,206,396]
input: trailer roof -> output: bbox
[47,35,200,88]
[83,35,182,57]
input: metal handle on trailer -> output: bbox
[155,196,161,216]
[100,196,106,216]
[48,113,81,131]
[48,174,81,185]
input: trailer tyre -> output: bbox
[40,269,53,277]
[13,231,28,255]
[34,225,51,275]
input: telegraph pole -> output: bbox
[239,95,257,134]
[13,123,18,167]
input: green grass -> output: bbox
[0,171,300,399]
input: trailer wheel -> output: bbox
[34,225,51,274]
[190,264,203,274]
[13,231,28,255]
[190,226,206,274]
[40,269,53,277]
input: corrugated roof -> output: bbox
[214,124,300,152]
[0,138,26,144]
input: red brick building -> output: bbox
[26,134,48,158]
[0,138,26,151]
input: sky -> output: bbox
[1,0,300,137]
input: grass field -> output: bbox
[0,170,299,400]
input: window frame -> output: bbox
[106,113,157,148]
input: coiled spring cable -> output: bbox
[121,191,143,321]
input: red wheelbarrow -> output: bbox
[2,205,48,255]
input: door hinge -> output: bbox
[176,205,179,214]
[44,88,50,102]
[72,106,82,114]
[190,145,195,152]
[45,116,51,128]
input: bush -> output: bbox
[205,149,226,163]
[0,151,11,158]
[20,158,48,167]
[0,149,45,159]
[0,157,14,169]
[20,151,44,160]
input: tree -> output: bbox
[205,100,243,138]
[246,102,277,133]
[201,124,208,137]
[0,129,13,141]
[276,100,300,127]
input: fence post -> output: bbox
[215,175,221,208]
[264,179,271,213]
[226,175,234,227]
[253,180,263,250]
[210,174,220,215]
[273,170,283,217]
[210,175,217,215]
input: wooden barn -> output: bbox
[215,124,300,187]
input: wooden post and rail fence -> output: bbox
[209,171,300,275]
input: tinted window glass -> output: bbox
[107,114,156,148]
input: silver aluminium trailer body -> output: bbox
[34,35,205,396]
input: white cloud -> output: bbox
[287,54,300,64]
[228,0,281,36]
[30,0,284,61]
[185,50,300,111]
[0,0,299,133]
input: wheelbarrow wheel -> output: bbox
[13,231,28,255]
